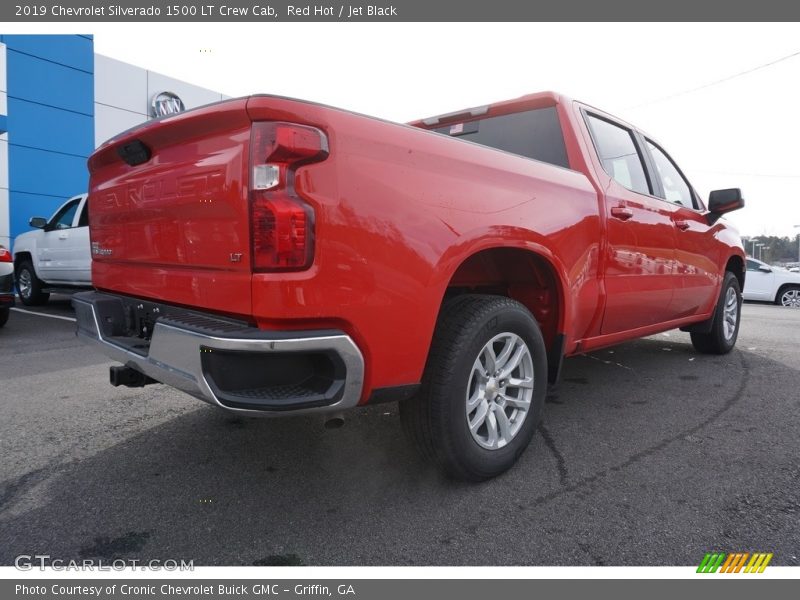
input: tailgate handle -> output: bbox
[610,206,634,221]
[116,139,152,166]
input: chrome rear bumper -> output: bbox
[73,291,364,417]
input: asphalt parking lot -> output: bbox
[0,297,798,566]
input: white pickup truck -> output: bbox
[12,194,91,305]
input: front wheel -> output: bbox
[776,285,800,308]
[15,260,49,306]
[690,271,741,354]
[400,295,547,481]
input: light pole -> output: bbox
[756,243,765,261]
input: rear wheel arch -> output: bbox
[437,246,567,382]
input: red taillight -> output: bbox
[0,248,11,263]
[249,122,328,271]
[252,196,310,271]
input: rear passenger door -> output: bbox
[583,113,678,335]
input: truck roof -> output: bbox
[408,91,652,142]
[409,91,570,129]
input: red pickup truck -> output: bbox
[74,92,745,481]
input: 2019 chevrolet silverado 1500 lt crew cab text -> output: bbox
[73,92,745,480]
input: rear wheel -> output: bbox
[400,295,547,481]
[0,307,8,328]
[776,285,800,308]
[15,260,49,306]
[690,271,741,354]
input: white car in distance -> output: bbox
[12,194,91,306]
[0,245,14,327]
[743,257,800,307]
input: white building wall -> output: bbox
[94,54,228,148]
[0,50,229,247]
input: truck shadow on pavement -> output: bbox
[1,337,798,566]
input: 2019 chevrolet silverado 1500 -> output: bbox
[73,92,745,480]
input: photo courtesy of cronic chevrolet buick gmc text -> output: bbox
[73,92,746,481]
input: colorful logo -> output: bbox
[697,552,773,573]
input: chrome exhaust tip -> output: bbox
[324,414,345,429]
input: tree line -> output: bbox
[742,235,800,264]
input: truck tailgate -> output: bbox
[88,99,253,318]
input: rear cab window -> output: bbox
[432,107,570,169]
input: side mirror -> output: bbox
[758,265,772,273]
[708,188,744,215]
[29,217,47,229]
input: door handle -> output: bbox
[58,232,69,240]
[674,220,691,231]
[610,206,634,221]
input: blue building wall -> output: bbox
[0,34,94,240]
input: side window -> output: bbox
[646,140,696,208]
[77,199,89,228]
[746,259,761,272]
[50,200,80,230]
[585,114,650,196]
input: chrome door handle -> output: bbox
[674,220,691,231]
[610,206,634,221]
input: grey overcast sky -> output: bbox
[82,23,800,237]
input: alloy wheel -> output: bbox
[780,288,800,308]
[466,332,534,450]
[18,268,32,300]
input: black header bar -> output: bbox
[3,0,800,22]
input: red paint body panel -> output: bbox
[90,100,254,316]
[87,92,745,403]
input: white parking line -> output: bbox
[10,307,77,322]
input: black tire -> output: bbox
[775,285,800,308]
[0,307,8,328]
[15,259,49,306]
[400,295,547,481]
[690,271,741,354]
